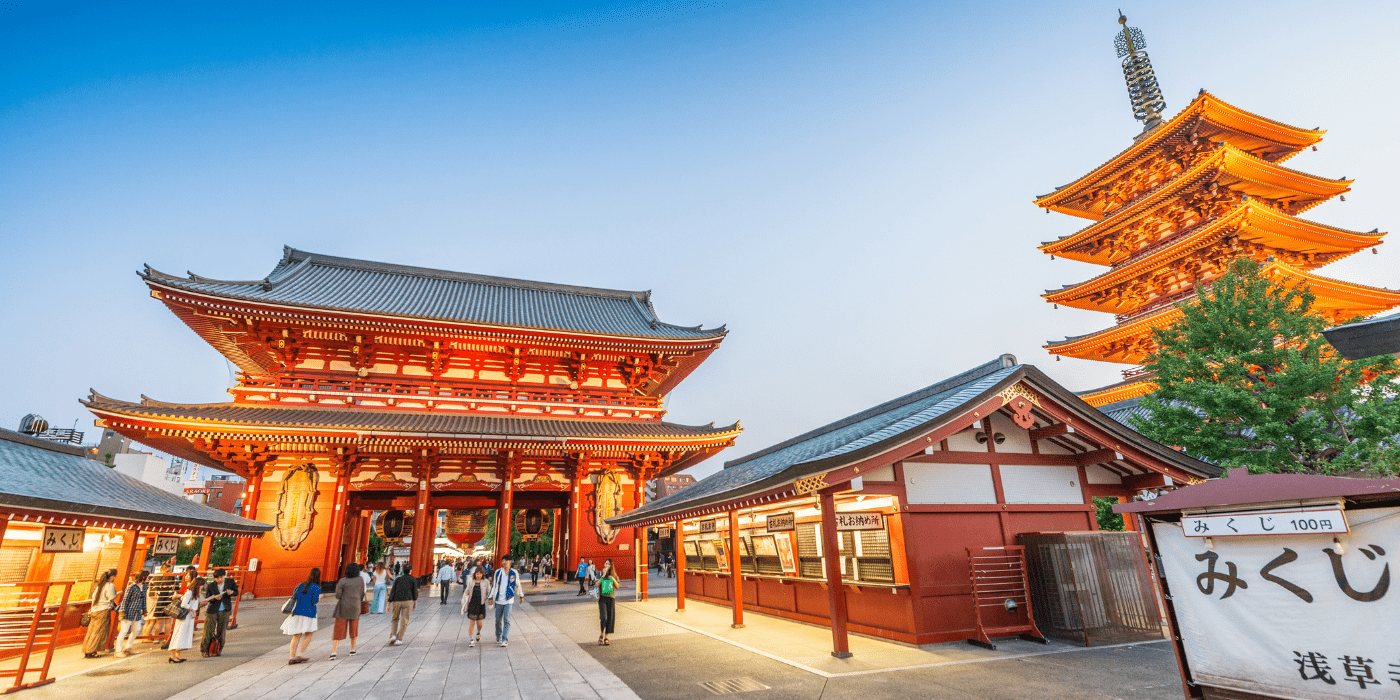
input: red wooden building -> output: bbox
[610,355,1218,655]
[86,248,740,596]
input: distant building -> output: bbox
[646,474,696,502]
[97,428,136,463]
[112,452,186,496]
[185,474,245,514]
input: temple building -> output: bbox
[1036,15,1400,406]
[85,248,740,596]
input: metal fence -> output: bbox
[1020,531,1162,647]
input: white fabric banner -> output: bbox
[1155,506,1400,699]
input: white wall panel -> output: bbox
[999,465,1084,504]
[904,463,997,504]
[988,413,1033,454]
[864,464,895,482]
[1085,464,1123,485]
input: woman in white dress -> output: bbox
[168,576,203,663]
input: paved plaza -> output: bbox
[16,577,1185,700]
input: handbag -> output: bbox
[360,599,370,615]
[601,577,615,596]
[165,598,189,620]
[80,612,92,627]
[281,584,301,615]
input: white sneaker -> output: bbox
[389,639,401,646]
[499,641,508,648]
[468,639,476,648]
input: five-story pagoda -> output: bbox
[1036,14,1400,406]
[85,247,740,596]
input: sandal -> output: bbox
[602,639,610,646]
[597,636,605,646]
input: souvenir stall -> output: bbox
[611,355,1218,656]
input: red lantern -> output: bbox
[444,509,488,546]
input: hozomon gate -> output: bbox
[85,248,740,596]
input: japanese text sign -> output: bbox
[834,512,883,531]
[766,512,795,533]
[152,536,180,557]
[1183,508,1348,538]
[41,526,85,553]
[698,519,717,534]
[1155,506,1399,699]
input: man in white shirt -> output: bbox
[490,554,521,646]
[437,560,456,605]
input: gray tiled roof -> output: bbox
[1323,311,1400,360]
[0,429,272,534]
[611,356,1222,526]
[613,357,1021,524]
[141,247,726,340]
[83,394,739,441]
[1098,397,1149,427]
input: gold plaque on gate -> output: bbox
[274,463,319,551]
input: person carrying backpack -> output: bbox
[596,559,620,646]
[489,554,522,647]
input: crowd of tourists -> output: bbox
[81,561,240,664]
[81,549,634,668]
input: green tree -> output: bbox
[1132,258,1400,475]
[1093,497,1124,531]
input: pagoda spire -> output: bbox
[1115,11,1166,132]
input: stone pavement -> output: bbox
[159,592,638,700]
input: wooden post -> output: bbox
[360,512,374,563]
[107,528,142,649]
[674,520,686,613]
[820,490,852,658]
[635,482,648,600]
[728,509,744,628]
[196,535,214,573]
[410,486,433,578]
[323,472,351,578]
[568,473,582,577]
[231,469,263,568]
[496,484,514,563]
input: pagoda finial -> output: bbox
[1114,11,1166,133]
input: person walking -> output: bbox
[596,559,620,646]
[113,571,148,658]
[436,560,456,605]
[489,554,521,647]
[168,576,203,663]
[575,559,589,596]
[142,562,175,640]
[280,568,321,665]
[82,570,119,658]
[387,566,417,646]
[585,559,599,596]
[530,556,540,587]
[460,567,491,648]
[371,562,389,614]
[200,569,236,657]
[330,563,365,660]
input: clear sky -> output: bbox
[3,1,1398,478]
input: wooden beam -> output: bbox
[1029,423,1074,440]
[1121,472,1173,491]
[819,490,852,658]
[728,509,744,629]
[674,520,686,613]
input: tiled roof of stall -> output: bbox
[611,356,1221,526]
[83,393,740,441]
[140,247,726,340]
[612,357,1021,524]
[0,429,272,534]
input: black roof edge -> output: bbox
[0,494,271,534]
[0,428,88,457]
[723,355,1016,470]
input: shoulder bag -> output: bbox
[281,584,301,615]
[165,595,190,620]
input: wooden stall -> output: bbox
[0,429,270,653]
[610,355,1219,656]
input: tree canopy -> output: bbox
[1131,258,1400,475]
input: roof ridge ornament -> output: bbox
[1115,11,1167,135]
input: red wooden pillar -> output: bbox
[323,471,351,579]
[495,482,514,563]
[196,535,214,572]
[674,519,686,613]
[360,512,374,563]
[410,485,432,578]
[728,509,744,628]
[568,472,582,576]
[820,490,852,658]
[106,528,141,648]
[232,469,264,568]
[550,508,563,580]
[635,480,648,600]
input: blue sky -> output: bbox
[3,1,1398,476]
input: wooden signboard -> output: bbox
[765,512,795,532]
[41,527,84,553]
[151,536,180,557]
[698,519,717,534]
[835,512,884,532]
